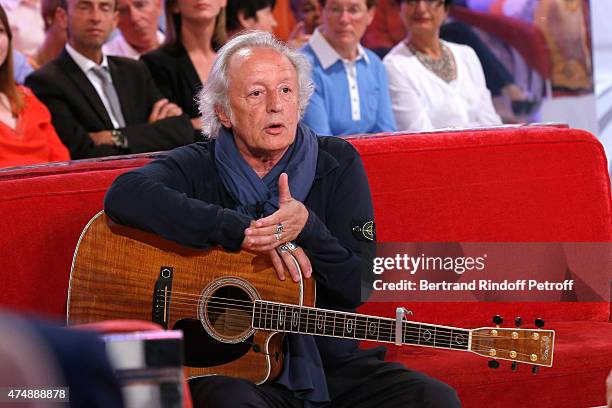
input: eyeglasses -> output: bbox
[324,4,367,18]
[402,0,444,9]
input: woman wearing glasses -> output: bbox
[383,0,501,131]
[300,0,397,136]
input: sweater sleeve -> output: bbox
[104,144,252,251]
[296,142,375,309]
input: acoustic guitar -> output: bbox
[68,212,555,383]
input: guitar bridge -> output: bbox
[152,266,174,329]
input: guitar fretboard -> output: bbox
[252,300,470,351]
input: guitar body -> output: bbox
[68,212,315,383]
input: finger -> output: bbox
[253,212,281,228]
[166,105,182,117]
[269,250,286,281]
[148,98,167,122]
[278,173,292,203]
[279,250,300,282]
[288,21,305,40]
[292,248,312,279]
[245,224,282,237]
[156,101,173,119]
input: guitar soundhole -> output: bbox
[205,284,254,341]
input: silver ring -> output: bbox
[274,232,282,241]
[275,223,284,234]
[284,241,298,252]
[279,244,289,253]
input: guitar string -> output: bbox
[161,291,541,340]
[164,296,543,340]
[164,296,542,341]
[163,303,543,346]
[161,304,542,359]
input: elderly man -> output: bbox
[26,0,193,159]
[300,0,396,136]
[102,0,164,59]
[104,31,459,407]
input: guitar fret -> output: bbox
[332,312,336,337]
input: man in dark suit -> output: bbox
[26,0,194,159]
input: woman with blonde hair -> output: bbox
[141,0,227,131]
[0,4,68,168]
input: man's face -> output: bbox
[117,0,161,51]
[296,0,321,34]
[319,0,374,51]
[66,0,118,52]
[217,47,300,159]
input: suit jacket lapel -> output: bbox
[57,49,113,128]
[108,57,133,126]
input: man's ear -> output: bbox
[237,10,256,29]
[55,7,68,29]
[215,105,232,128]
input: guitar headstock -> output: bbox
[471,322,554,368]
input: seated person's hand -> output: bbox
[191,117,203,130]
[268,245,312,282]
[88,130,113,146]
[242,173,308,251]
[148,98,183,123]
[286,22,310,49]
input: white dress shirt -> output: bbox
[102,31,165,60]
[383,40,502,132]
[65,44,123,128]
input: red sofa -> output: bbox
[1,126,611,407]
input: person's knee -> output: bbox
[421,377,461,408]
[190,376,260,408]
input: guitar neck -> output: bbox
[252,300,471,352]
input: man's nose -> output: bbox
[89,7,103,21]
[266,91,283,112]
[338,10,351,24]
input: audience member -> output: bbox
[226,0,277,38]
[33,0,67,67]
[140,0,226,131]
[0,4,68,168]
[102,0,164,59]
[0,0,45,57]
[26,0,194,159]
[227,0,310,48]
[383,0,501,131]
[364,0,533,121]
[301,0,396,136]
[12,49,32,82]
[104,30,461,408]
[290,0,321,35]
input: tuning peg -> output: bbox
[532,365,539,375]
[511,362,519,371]
[492,315,503,326]
[514,316,522,327]
[488,360,500,369]
[534,318,545,328]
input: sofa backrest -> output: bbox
[350,126,612,326]
[1,127,610,325]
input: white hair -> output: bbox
[198,30,314,138]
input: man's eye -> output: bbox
[281,87,291,94]
[251,90,262,97]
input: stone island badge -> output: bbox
[352,220,375,242]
